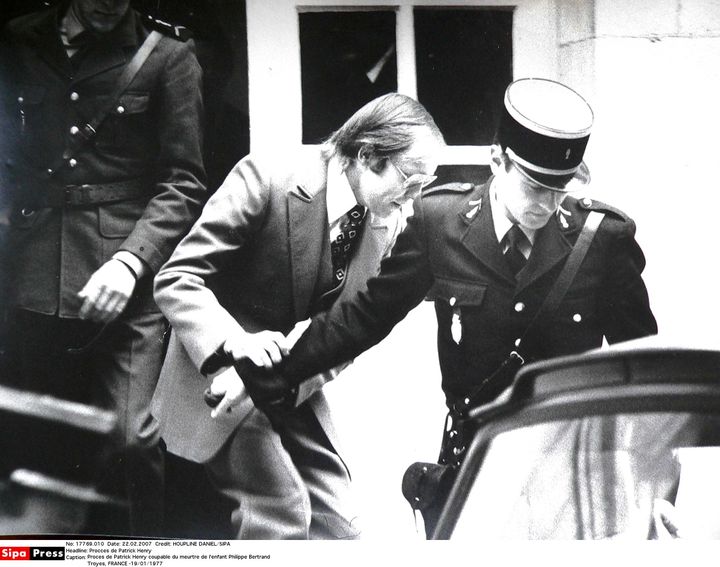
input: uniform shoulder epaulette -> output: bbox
[142,14,193,42]
[574,196,630,221]
[423,182,476,197]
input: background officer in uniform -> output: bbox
[0,0,206,535]
[151,93,444,539]
[236,78,658,527]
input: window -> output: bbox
[414,7,513,146]
[299,10,397,143]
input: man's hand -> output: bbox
[222,330,291,369]
[77,259,137,322]
[208,366,246,419]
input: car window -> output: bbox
[451,412,720,540]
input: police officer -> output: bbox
[0,0,206,535]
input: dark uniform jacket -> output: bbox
[0,5,206,317]
[283,180,658,407]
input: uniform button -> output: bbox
[514,302,525,313]
[68,158,77,168]
[47,168,54,175]
[582,197,592,207]
[70,126,79,135]
[17,96,24,104]
[116,105,125,114]
[20,208,34,217]
[573,313,582,323]
[449,297,457,307]
[70,92,79,101]
[514,338,522,347]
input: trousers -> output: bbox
[205,403,361,539]
[3,308,166,536]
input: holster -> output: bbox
[401,462,457,513]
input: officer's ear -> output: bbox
[357,144,385,174]
[490,144,510,176]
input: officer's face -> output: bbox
[72,0,131,34]
[350,140,439,218]
[497,161,566,230]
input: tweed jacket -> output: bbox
[282,180,658,407]
[0,5,206,316]
[151,147,403,462]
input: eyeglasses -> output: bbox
[389,160,437,194]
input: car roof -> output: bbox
[467,340,720,421]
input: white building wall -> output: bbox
[559,0,720,347]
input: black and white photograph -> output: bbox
[0,0,719,562]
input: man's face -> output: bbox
[351,138,440,218]
[496,160,566,230]
[72,0,131,34]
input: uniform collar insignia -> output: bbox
[465,197,481,220]
[557,205,572,230]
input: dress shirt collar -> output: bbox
[326,157,360,226]
[59,3,87,44]
[489,178,537,246]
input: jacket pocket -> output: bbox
[17,84,46,105]
[116,92,150,114]
[427,276,487,346]
[94,91,151,151]
[427,276,487,307]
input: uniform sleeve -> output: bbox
[119,39,207,272]
[281,197,435,384]
[153,156,270,372]
[599,218,658,343]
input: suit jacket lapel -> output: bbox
[459,184,516,286]
[515,215,573,293]
[288,153,330,321]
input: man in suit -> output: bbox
[152,93,445,539]
[238,79,658,533]
[0,0,206,535]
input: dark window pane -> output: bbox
[415,8,513,146]
[300,11,397,144]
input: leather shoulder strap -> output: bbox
[85,30,164,137]
[521,210,605,343]
[53,30,164,174]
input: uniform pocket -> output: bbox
[115,92,150,114]
[94,91,151,151]
[427,276,487,346]
[427,276,487,307]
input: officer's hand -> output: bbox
[77,259,137,323]
[234,357,297,411]
[208,366,246,419]
[222,330,291,369]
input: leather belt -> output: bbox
[29,178,148,208]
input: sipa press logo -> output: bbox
[0,547,65,560]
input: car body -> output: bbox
[432,340,720,540]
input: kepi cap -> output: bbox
[497,78,594,192]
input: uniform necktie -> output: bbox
[331,204,367,286]
[504,224,528,277]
